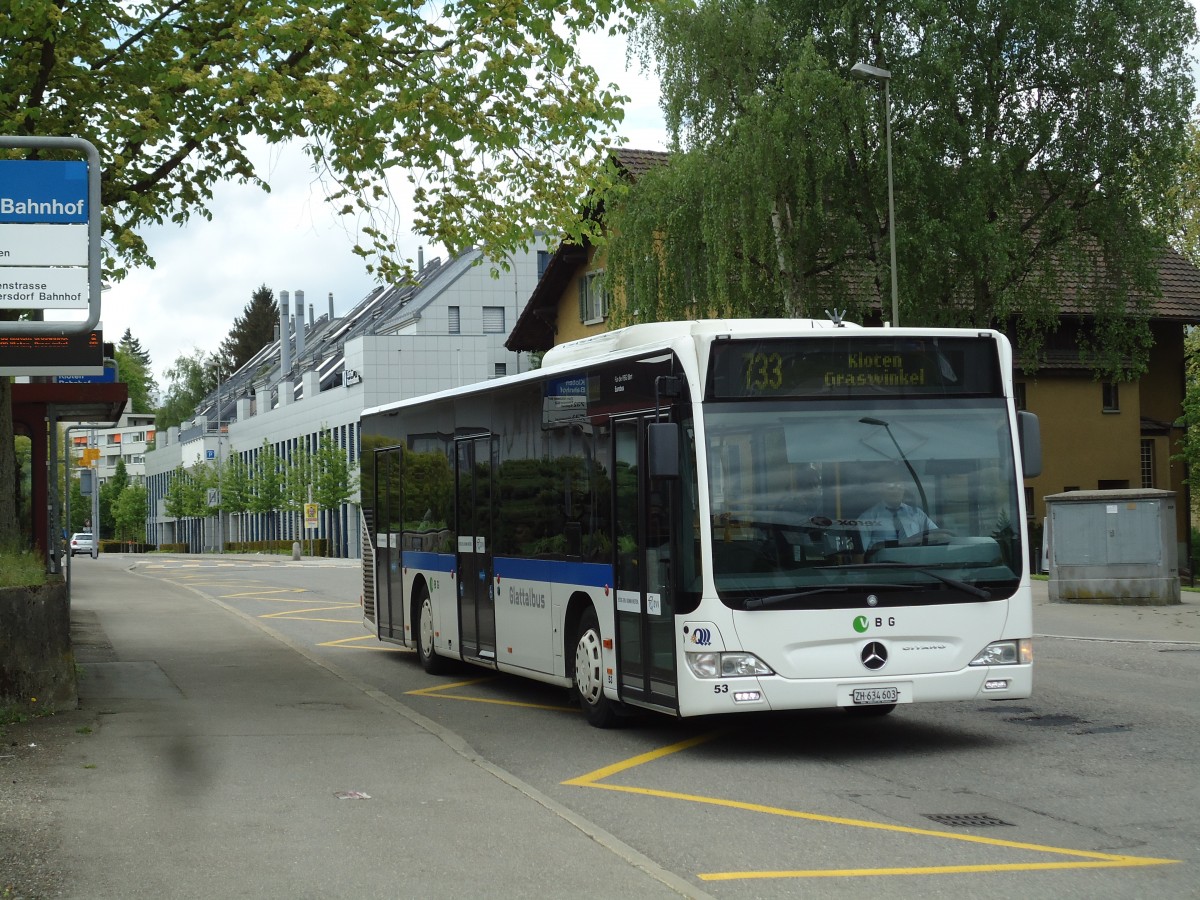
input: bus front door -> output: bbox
[456,435,497,662]
[614,417,678,712]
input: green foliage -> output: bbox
[0,0,641,283]
[249,441,285,515]
[1177,327,1200,509]
[117,329,158,412]
[218,454,254,516]
[612,0,1196,380]
[112,484,148,543]
[0,544,46,588]
[155,349,216,431]
[113,347,157,415]
[164,464,209,521]
[1168,121,1200,267]
[311,429,359,510]
[220,285,278,374]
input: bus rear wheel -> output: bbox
[574,608,619,728]
[417,590,452,675]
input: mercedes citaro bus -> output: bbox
[360,319,1040,726]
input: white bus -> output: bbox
[360,319,1041,727]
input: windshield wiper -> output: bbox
[743,587,850,609]
[837,563,991,599]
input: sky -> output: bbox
[84,31,669,389]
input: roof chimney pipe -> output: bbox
[294,289,306,359]
[328,292,335,322]
[279,290,291,377]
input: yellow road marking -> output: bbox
[699,858,1180,880]
[408,677,576,713]
[564,736,1180,880]
[260,603,357,620]
[220,588,309,599]
[318,635,410,652]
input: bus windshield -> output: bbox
[703,398,1023,609]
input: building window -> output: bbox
[578,271,608,323]
[1140,439,1155,488]
[1102,382,1119,412]
[537,249,550,281]
[494,363,507,379]
[448,306,460,334]
[482,307,505,333]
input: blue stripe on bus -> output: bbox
[398,551,613,589]
[401,551,456,572]
[494,557,613,588]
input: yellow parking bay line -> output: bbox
[408,677,576,713]
[317,635,410,652]
[563,736,1180,881]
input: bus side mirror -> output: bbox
[648,422,680,480]
[1018,411,1041,479]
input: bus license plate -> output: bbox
[852,687,898,705]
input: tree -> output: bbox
[118,329,151,368]
[249,441,286,541]
[98,458,130,540]
[219,285,278,374]
[310,428,359,556]
[155,349,216,432]
[612,0,1196,379]
[112,483,148,545]
[114,345,157,415]
[0,0,643,546]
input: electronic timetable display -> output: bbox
[707,336,1004,399]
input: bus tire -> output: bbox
[574,608,619,728]
[416,589,453,675]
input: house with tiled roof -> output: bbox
[507,149,669,353]
[508,150,1200,566]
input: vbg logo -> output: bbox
[853,615,870,634]
[691,627,713,646]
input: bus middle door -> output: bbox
[614,416,678,712]
[456,435,497,662]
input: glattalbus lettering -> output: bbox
[0,197,86,216]
[508,585,547,609]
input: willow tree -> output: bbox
[0,0,642,547]
[609,0,1195,377]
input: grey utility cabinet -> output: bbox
[1045,488,1180,605]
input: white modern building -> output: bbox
[68,402,156,486]
[144,240,551,556]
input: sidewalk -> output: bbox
[1,559,701,900]
[1031,577,1200,643]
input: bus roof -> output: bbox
[541,318,858,368]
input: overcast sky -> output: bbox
[90,30,668,388]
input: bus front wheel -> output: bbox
[417,590,453,675]
[574,608,619,728]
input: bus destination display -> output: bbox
[708,336,1002,399]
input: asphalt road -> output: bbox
[4,554,1198,899]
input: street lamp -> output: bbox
[851,61,899,327]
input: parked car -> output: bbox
[70,533,95,557]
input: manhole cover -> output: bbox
[924,813,1014,828]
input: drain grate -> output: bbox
[924,813,1014,828]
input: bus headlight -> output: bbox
[686,652,774,679]
[969,639,1033,667]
